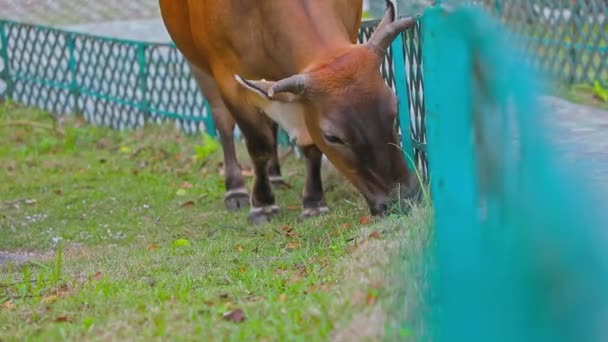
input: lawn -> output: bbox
[557,83,608,110]
[0,102,432,341]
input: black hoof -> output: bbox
[224,188,250,211]
[298,206,330,222]
[247,205,280,225]
[269,176,293,190]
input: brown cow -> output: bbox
[159,0,420,224]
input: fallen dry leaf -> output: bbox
[346,242,358,255]
[239,266,248,273]
[310,256,329,268]
[295,265,307,277]
[91,272,103,281]
[2,301,16,310]
[359,216,372,225]
[282,226,299,238]
[288,265,308,284]
[223,308,246,323]
[54,284,72,298]
[147,244,160,251]
[286,241,301,250]
[305,283,332,294]
[369,231,381,239]
[180,182,193,189]
[287,205,300,211]
[274,268,288,275]
[54,315,73,323]
[180,200,196,208]
[42,295,59,304]
[278,293,287,302]
[366,292,377,305]
[234,245,244,252]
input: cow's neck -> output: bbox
[257,2,358,75]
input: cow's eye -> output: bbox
[324,133,344,145]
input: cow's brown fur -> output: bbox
[159,0,419,224]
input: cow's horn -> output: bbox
[366,0,415,57]
[268,74,309,98]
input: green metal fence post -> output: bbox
[67,34,80,113]
[421,6,482,341]
[391,32,415,171]
[0,20,13,101]
[137,43,150,120]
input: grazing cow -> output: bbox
[159,0,420,224]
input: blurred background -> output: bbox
[0,0,432,42]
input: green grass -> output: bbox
[555,82,608,110]
[0,102,433,341]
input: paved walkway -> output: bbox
[0,0,159,26]
[541,96,608,190]
[63,18,171,43]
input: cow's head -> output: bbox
[236,1,420,216]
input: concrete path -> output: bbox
[63,18,171,43]
[541,96,608,190]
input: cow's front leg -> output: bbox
[298,145,330,221]
[243,125,281,225]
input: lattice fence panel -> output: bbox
[0,17,428,178]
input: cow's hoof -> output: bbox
[298,206,330,222]
[247,205,280,225]
[224,188,250,211]
[269,176,293,190]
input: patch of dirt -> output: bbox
[0,244,108,268]
[0,250,52,267]
[328,205,432,342]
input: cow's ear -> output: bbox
[235,75,303,103]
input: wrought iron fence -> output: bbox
[0,18,429,178]
[476,0,608,86]
[419,5,608,341]
[1,0,607,182]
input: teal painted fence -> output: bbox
[420,3,608,341]
[480,0,608,86]
[0,17,428,176]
